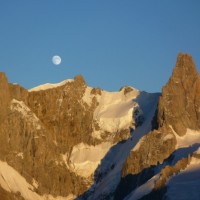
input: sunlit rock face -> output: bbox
[158,53,200,136]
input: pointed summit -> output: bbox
[169,53,198,91]
[158,53,200,136]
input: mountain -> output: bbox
[0,53,200,200]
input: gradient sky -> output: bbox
[0,1,200,92]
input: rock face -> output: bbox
[0,75,93,197]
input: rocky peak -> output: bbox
[158,53,200,136]
[169,53,198,90]
[0,72,9,92]
[0,72,10,122]
[74,74,86,86]
[9,84,28,103]
[116,53,200,199]
[119,86,135,95]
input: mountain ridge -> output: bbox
[0,53,200,200]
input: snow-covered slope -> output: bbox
[68,142,112,178]
[93,87,140,133]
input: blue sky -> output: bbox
[0,1,200,92]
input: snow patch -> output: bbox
[16,152,24,159]
[29,79,74,92]
[94,89,140,133]
[10,99,41,130]
[195,147,200,154]
[170,126,200,148]
[32,178,39,189]
[163,134,174,141]
[82,87,94,106]
[44,194,76,200]
[61,153,69,167]
[69,142,112,178]
[91,130,102,140]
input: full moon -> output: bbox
[52,55,61,65]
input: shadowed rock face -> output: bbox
[158,53,200,136]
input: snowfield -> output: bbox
[93,87,140,134]
[69,142,112,178]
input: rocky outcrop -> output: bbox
[9,83,28,103]
[123,126,176,176]
[154,156,191,190]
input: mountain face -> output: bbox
[0,53,200,200]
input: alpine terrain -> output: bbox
[0,53,200,200]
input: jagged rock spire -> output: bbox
[158,53,200,136]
